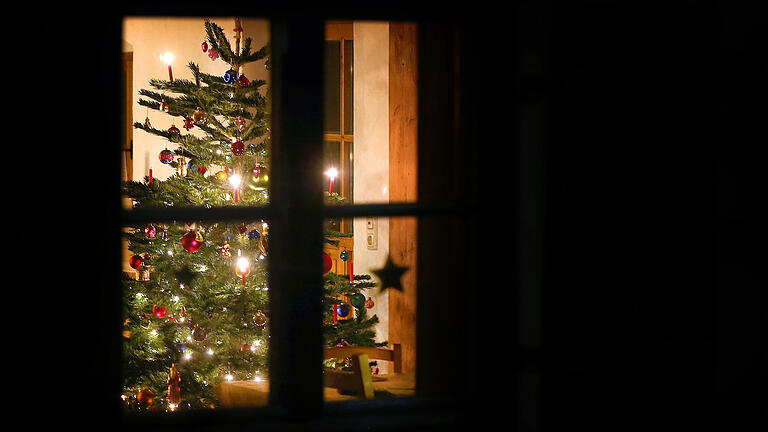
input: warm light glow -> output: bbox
[206,349,214,355]
[253,375,262,382]
[228,174,242,188]
[168,403,177,411]
[325,167,338,179]
[184,353,192,360]
[225,374,234,381]
[161,52,174,65]
[237,257,249,273]
[150,329,158,336]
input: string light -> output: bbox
[184,352,192,360]
[225,374,234,381]
[206,349,214,355]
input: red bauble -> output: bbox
[201,41,208,52]
[322,252,333,275]
[365,297,375,309]
[181,230,203,252]
[167,125,180,134]
[237,224,248,234]
[231,140,245,155]
[159,149,174,164]
[252,165,261,179]
[153,305,167,318]
[129,254,144,269]
[237,74,250,86]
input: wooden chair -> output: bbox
[323,344,402,399]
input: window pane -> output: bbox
[121,16,272,412]
[324,41,341,133]
[122,17,271,210]
[122,219,271,410]
[322,216,417,402]
[344,40,353,135]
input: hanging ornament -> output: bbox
[339,248,349,262]
[187,159,207,175]
[160,99,169,113]
[161,229,169,241]
[181,230,203,252]
[164,314,178,323]
[253,310,267,328]
[192,107,208,124]
[220,242,232,258]
[231,139,245,156]
[144,224,157,239]
[365,297,375,309]
[167,124,180,135]
[322,252,333,275]
[159,149,174,164]
[139,268,151,282]
[153,305,168,319]
[137,389,155,407]
[349,293,366,309]
[191,325,208,341]
[129,254,144,269]
[335,303,351,318]
[258,225,269,255]
[234,116,246,131]
[216,170,228,181]
[223,68,239,84]
[183,116,195,131]
[247,229,261,241]
[144,116,151,128]
[167,364,181,405]
[249,165,269,190]
[208,47,219,61]
[252,165,262,179]
[201,41,208,52]
[176,156,188,177]
[237,74,250,86]
[237,224,248,234]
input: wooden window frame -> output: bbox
[91,10,488,432]
[325,21,353,233]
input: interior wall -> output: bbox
[352,21,391,362]
[123,17,269,182]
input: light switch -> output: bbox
[366,217,378,250]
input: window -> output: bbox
[83,9,496,432]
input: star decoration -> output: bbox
[372,255,409,293]
[208,47,219,61]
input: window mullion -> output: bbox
[268,17,325,417]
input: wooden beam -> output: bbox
[388,22,418,374]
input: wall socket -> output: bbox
[366,217,378,250]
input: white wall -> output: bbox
[353,22,391,356]
[123,17,269,182]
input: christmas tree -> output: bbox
[121,19,383,411]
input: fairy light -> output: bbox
[206,349,214,355]
[150,329,158,336]
[184,352,192,360]
[168,403,178,411]
[225,374,234,381]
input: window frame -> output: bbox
[97,9,492,432]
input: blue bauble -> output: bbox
[336,303,351,318]
[223,68,239,84]
[248,229,261,240]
